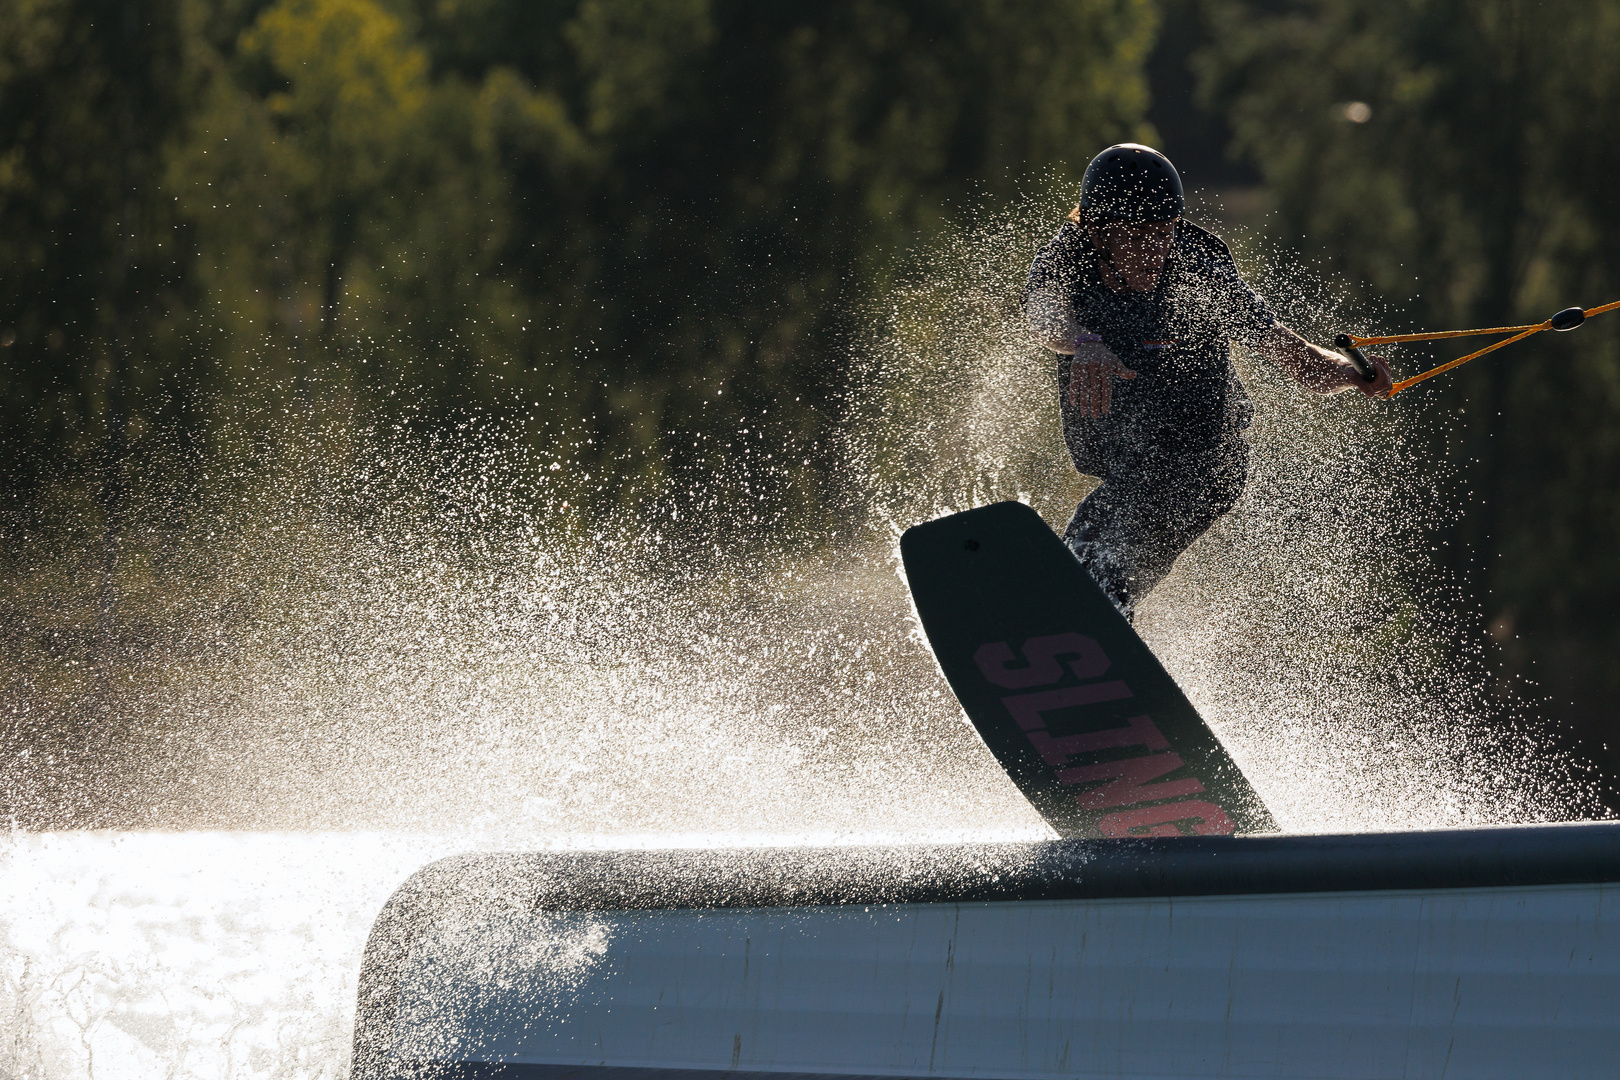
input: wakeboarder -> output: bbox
[1026,143,1392,620]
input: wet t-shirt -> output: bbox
[1025,219,1276,476]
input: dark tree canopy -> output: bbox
[0,0,1156,498]
[1198,0,1620,784]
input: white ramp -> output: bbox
[352,824,1620,1080]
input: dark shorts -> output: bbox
[1062,433,1249,619]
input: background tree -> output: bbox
[451,0,1160,514]
[3,0,1158,523]
[1197,0,1620,786]
[0,0,189,480]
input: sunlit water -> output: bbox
[1,201,1601,1077]
[0,833,432,1079]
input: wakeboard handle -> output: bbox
[1336,301,1615,396]
[1333,332,1378,383]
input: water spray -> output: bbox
[1335,300,1620,396]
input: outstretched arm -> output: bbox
[1259,323,1392,398]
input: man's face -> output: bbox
[1090,219,1178,292]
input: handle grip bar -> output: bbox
[1333,333,1378,383]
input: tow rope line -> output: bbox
[1336,299,1620,396]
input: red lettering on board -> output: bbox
[974,634,1110,689]
[1024,715,1169,766]
[1001,682,1133,731]
[1097,800,1236,837]
[1060,752,1205,809]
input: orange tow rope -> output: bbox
[1342,299,1620,396]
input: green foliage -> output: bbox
[0,0,1156,520]
[173,0,582,410]
[1197,0,1620,751]
[0,0,190,469]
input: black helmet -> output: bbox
[1079,143,1185,223]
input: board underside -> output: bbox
[901,501,1275,837]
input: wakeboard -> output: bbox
[901,501,1275,837]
